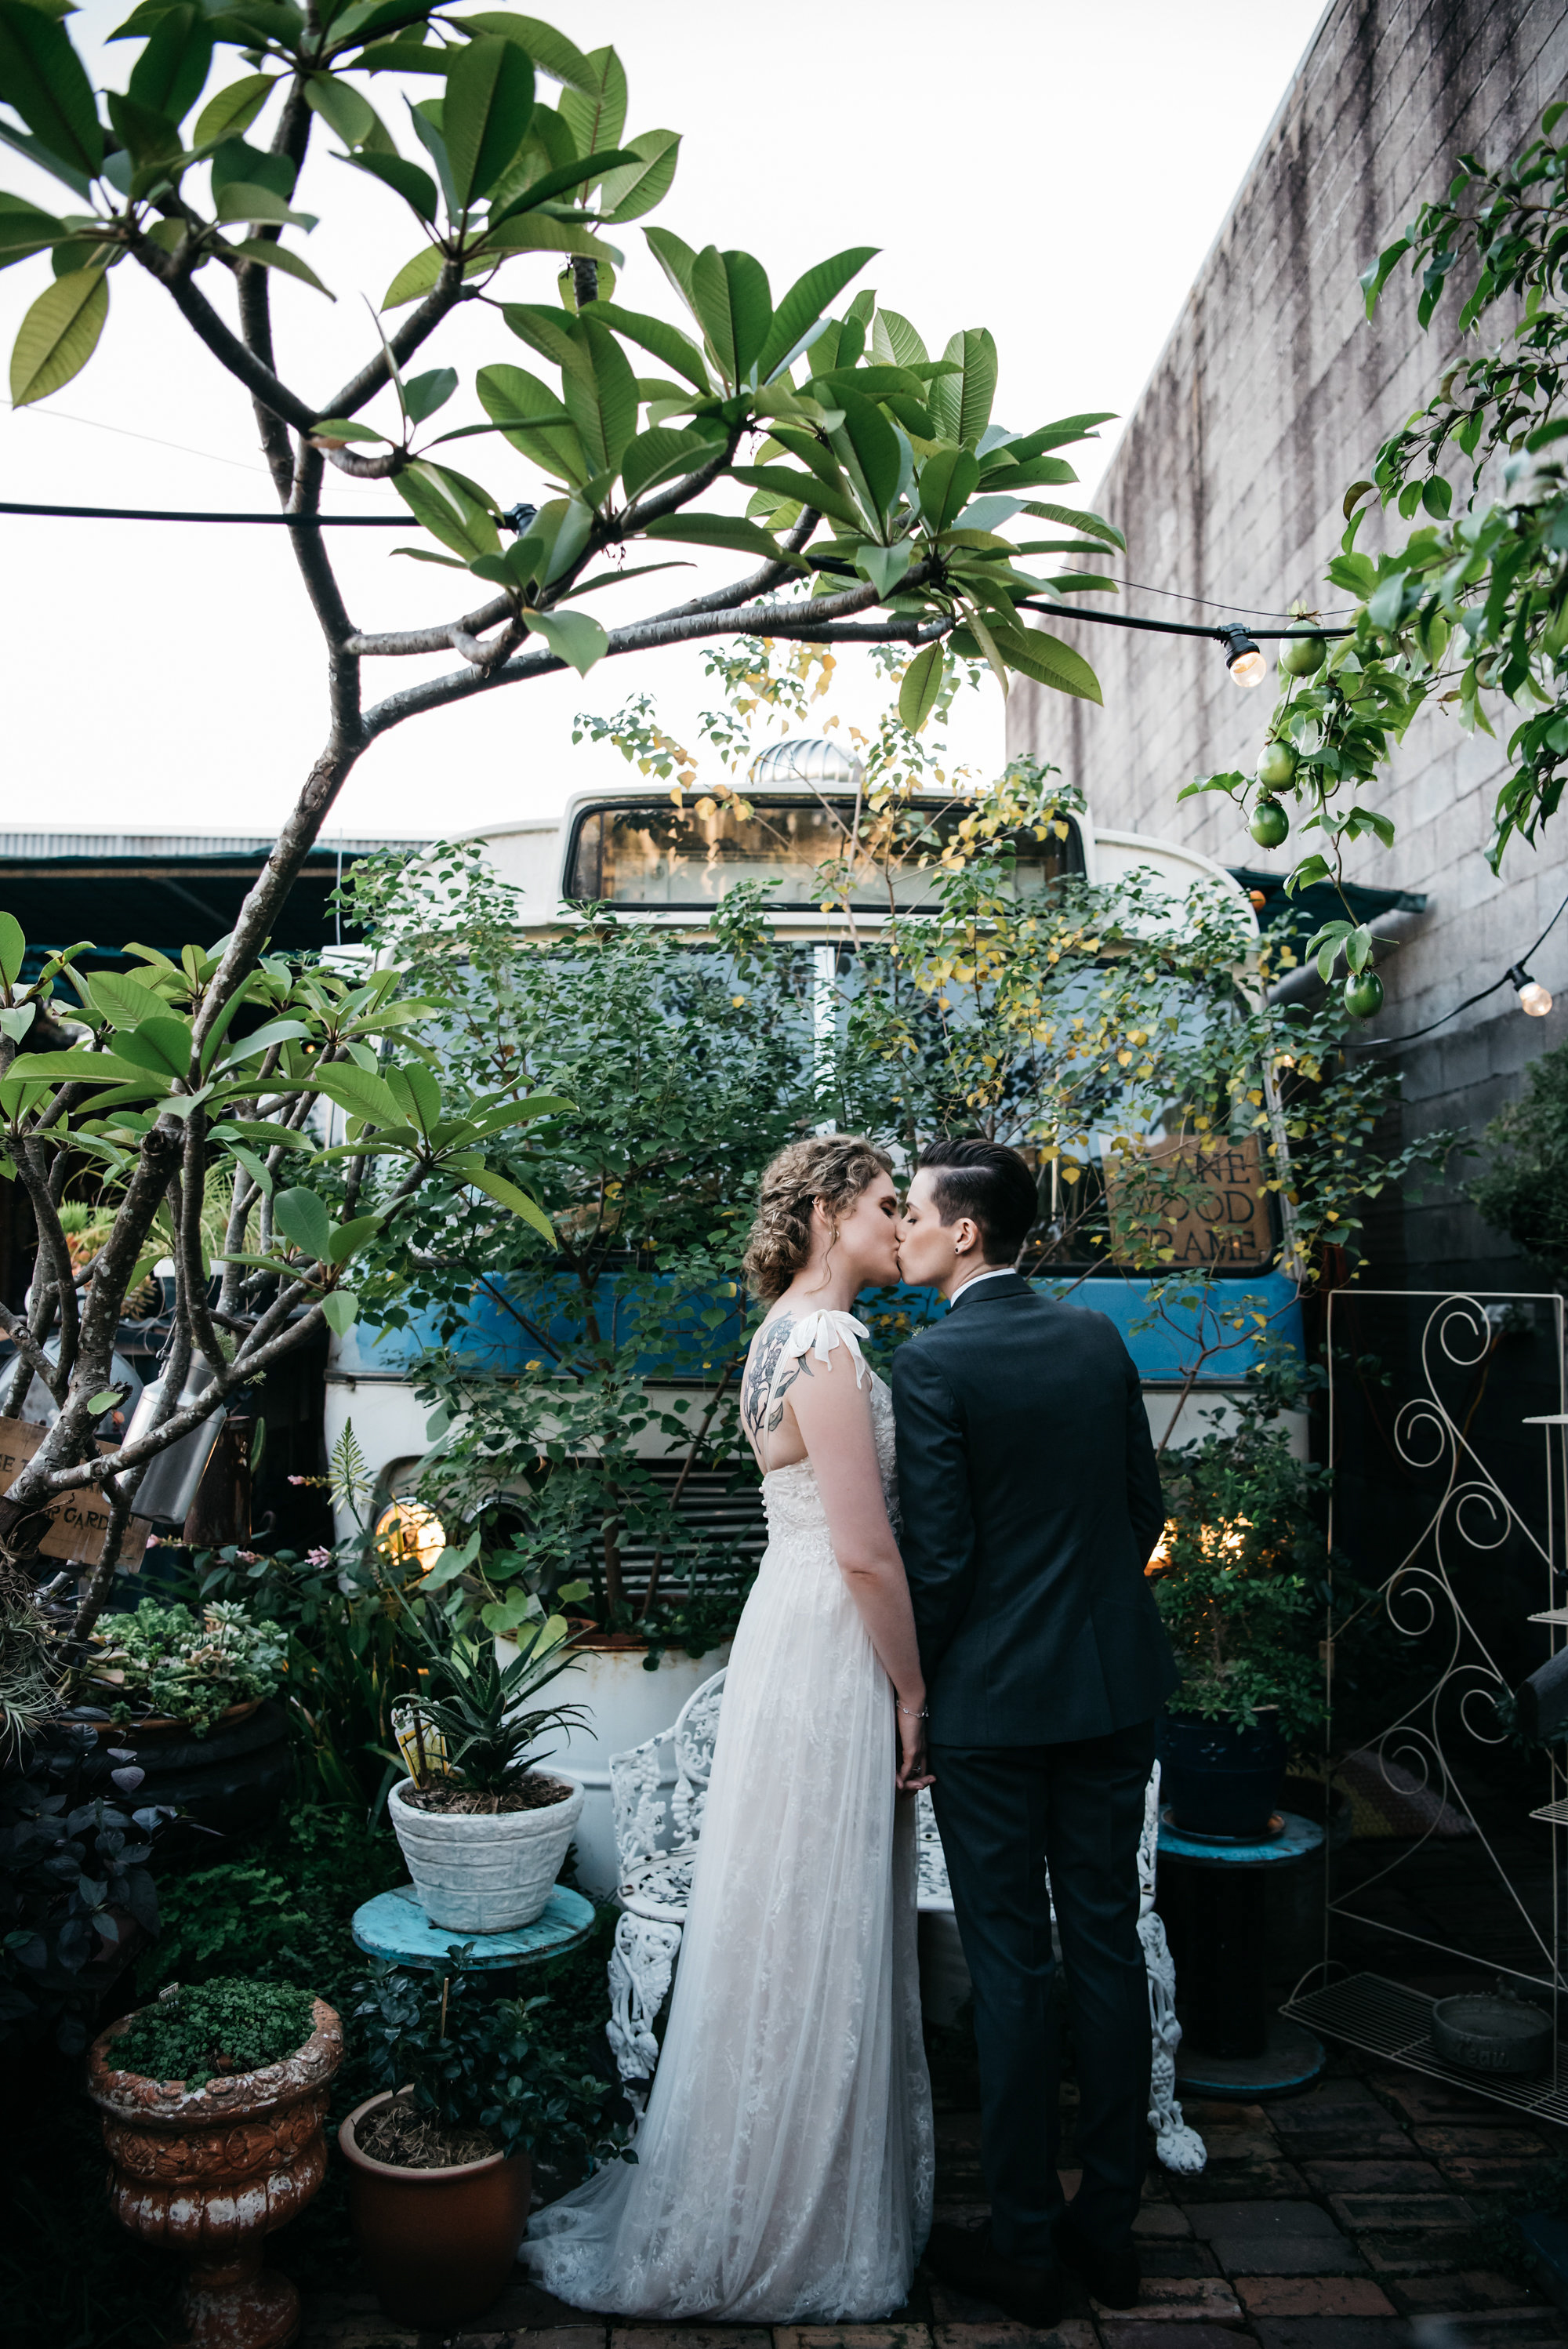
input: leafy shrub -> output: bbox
[111,1977,316,2088]
[353,1950,622,2164]
[1468,1038,1568,1280]
[136,1802,404,2004]
[1153,1415,1330,1740]
[86,1599,286,1734]
[0,1723,163,2054]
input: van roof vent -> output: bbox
[748,736,864,790]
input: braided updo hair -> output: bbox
[741,1134,894,1302]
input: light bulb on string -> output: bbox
[1508,962,1553,1017]
[1218,624,1266,688]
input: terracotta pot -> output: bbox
[339,2089,533,2329]
[87,1995,342,2349]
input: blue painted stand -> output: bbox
[1157,1807,1327,2100]
[352,1882,596,1971]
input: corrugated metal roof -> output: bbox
[0,833,428,858]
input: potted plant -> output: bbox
[72,1595,292,1845]
[87,1975,342,2349]
[342,1948,622,2329]
[1151,1419,1329,1840]
[387,1613,587,1932]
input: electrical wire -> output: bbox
[0,503,1356,640]
[1343,884,1568,1049]
[8,404,272,477]
[1054,572,1357,623]
[0,499,405,525]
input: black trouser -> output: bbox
[930,1718,1156,2262]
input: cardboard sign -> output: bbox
[0,1417,151,1567]
[1105,1132,1274,1269]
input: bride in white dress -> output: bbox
[521,1135,935,2320]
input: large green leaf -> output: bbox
[641,513,806,567]
[930,327,997,448]
[557,41,626,156]
[311,1062,407,1127]
[524,604,608,675]
[303,69,389,150]
[455,12,592,92]
[621,423,722,503]
[596,125,678,223]
[1022,500,1126,550]
[443,32,534,209]
[898,640,945,732]
[690,245,771,387]
[339,145,437,220]
[128,2,212,124]
[474,212,618,264]
[13,1048,172,1089]
[644,222,699,309]
[463,1164,557,1244]
[0,193,67,270]
[112,1017,194,1080]
[559,311,637,475]
[477,359,589,487]
[86,970,168,1029]
[394,459,501,561]
[227,237,333,296]
[10,267,107,407]
[192,71,274,145]
[273,1185,334,1262]
[872,306,927,369]
[991,620,1102,704]
[829,387,900,529]
[755,245,877,384]
[0,910,23,985]
[0,2,103,179]
[381,242,447,310]
[918,445,979,532]
[583,297,709,391]
[385,1060,441,1131]
[730,462,860,533]
[212,183,318,228]
[488,143,637,225]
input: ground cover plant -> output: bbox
[108,1974,317,2086]
[85,1594,287,1730]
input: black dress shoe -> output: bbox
[924,2222,1065,2325]
[1054,2208,1141,2308]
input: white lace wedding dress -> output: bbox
[521,1309,933,2321]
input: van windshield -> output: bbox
[565,796,1084,908]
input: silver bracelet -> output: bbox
[897,1702,930,1719]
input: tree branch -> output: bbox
[132,234,319,434]
[322,263,466,419]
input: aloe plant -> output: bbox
[407,1614,587,1795]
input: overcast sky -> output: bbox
[0,2,1316,846]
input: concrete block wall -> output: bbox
[1007,0,1568,1283]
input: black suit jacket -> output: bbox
[891,1273,1177,1745]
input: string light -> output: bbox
[1509,962,1553,1017]
[1218,624,1267,688]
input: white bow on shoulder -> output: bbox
[782,1309,871,1389]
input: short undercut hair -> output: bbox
[918,1137,1039,1266]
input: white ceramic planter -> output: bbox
[387,1772,586,1933]
[492,1639,731,1895]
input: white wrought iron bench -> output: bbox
[604,1668,1205,2173]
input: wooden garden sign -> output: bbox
[0,1417,150,1567]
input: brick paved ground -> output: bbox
[299,2048,1568,2349]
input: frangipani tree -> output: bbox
[0,2,1120,1592]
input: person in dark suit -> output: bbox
[892,1137,1176,2322]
